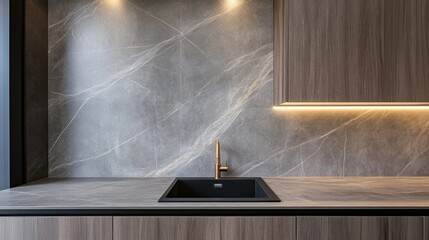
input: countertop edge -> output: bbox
[1,177,429,216]
[1,207,429,217]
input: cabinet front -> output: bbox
[0,217,112,240]
[274,0,429,105]
[221,217,296,240]
[113,217,220,240]
[113,216,296,240]
[297,216,424,240]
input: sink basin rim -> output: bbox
[158,177,281,202]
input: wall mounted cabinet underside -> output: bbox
[274,0,429,105]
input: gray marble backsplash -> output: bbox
[48,0,429,177]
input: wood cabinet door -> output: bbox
[274,0,429,105]
[0,217,112,240]
[383,0,429,102]
[297,216,424,240]
[280,0,386,103]
[221,217,296,240]
[425,217,429,240]
[286,0,354,103]
[113,217,220,240]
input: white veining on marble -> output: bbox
[397,147,429,176]
[283,137,330,176]
[48,98,91,153]
[48,0,248,163]
[49,0,100,53]
[148,52,273,176]
[299,147,305,176]
[342,130,347,177]
[50,128,151,173]
[237,110,375,176]
[48,0,429,177]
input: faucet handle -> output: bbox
[219,165,228,172]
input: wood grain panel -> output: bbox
[288,0,349,102]
[425,217,428,240]
[113,217,220,240]
[297,216,361,240]
[416,0,429,102]
[221,217,296,240]
[297,217,424,240]
[391,217,424,240]
[383,0,418,102]
[360,217,389,240]
[275,0,429,104]
[274,0,289,105]
[347,0,384,102]
[363,217,424,240]
[0,217,112,240]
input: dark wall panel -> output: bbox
[2,0,48,188]
[9,0,25,187]
[25,0,48,182]
[0,0,10,190]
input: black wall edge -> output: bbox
[24,0,48,182]
[4,0,49,189]
[0,0,10,190]
[9,0,26,188]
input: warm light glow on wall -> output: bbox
[104,0,123,9]
[223,0,242,9]
[273,104,429,111]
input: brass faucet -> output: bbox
[215,140,228,179]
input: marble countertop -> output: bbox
[0,177,428,214]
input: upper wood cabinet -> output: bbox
[274,0,429,105]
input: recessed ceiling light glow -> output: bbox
[104,0,122,9]
[224,0,241,9]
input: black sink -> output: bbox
[158,177,280,202]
